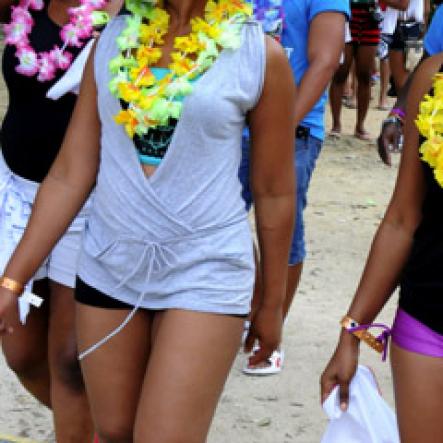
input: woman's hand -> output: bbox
[244,305,283,366]
[0,289,17,335]
[320,331,360,411]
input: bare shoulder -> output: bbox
[263,35,289,71]
[261,35,294,97]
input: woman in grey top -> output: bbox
[0,0,296,440]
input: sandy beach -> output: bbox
[0,77,402,442]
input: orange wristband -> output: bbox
[341,315,384,354]
[0,276,24,296]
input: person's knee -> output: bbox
[3,346,47,380]
[355,67,371,85]
[96,425,133,443]
[134,427,198,443]
[332,70,349,85]
[51,342,85,393]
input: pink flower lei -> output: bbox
[4,0,107,82]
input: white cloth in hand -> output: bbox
[321,365,400,443]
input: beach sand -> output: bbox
[0,79,401,442]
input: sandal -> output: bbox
[354,130,372,141]
[328,129,341,139]
[242,349,284,376]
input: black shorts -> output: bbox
[75,277,134,309]
[389,21,422,52]
[75,277,248,318]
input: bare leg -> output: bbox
[354,44,377,136]
[48,282,94,443]
[378,57,390,109]
[1,278,51,407]
[135,309,243,443]
[329,44,354,134]
[391,343,443,443]
[77,304,152,443]
[389,50,409,92]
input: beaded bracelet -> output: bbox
[341,316,382,352]
[0,276,24,296]
[389,107,406,124]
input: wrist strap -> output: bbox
[341,315,391,360]
[0,276,24,296]
[389,107,405,124]
[390,107,406,118]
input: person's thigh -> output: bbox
[48,282,81,387]
[354,45,377,83]
[332,43,354,84]
[391,343,443,443]
[48,281,95,441]
[134,309,244,443]
[76,302,151,441]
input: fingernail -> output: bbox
[340,402,347,411]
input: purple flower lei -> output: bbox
[252,0,284,40]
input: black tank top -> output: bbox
[399,84,443,335]
[1,1,83,182]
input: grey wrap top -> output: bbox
[77,16,266,320]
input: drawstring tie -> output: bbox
[78,239,179,360]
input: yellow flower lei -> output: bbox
[110,0,252,139]
[416,73,443,186]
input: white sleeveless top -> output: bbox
[77,15,266,316]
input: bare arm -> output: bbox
[293,11,345,126]
[244,35,296,363]
[321,52,443,407]
[377,51,429,165]
[0,47,101,331]
[393,51,429,114]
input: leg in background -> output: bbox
[1,278,51,407]
[389,49,409,93]
[329,43,354,135]
[76,303,152,443]
[48,281,94,443]
[391,343,443,443]
[378,57,390,109]
[354,44,378,137]
[134,309,244,443]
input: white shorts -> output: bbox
[0,151,89,291]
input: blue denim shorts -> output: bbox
[239,133,322,265]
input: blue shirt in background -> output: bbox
[281,0,349,141]
[424,5,443,56]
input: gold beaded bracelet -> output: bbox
[341,315,384,354]
[0,276,24,297]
